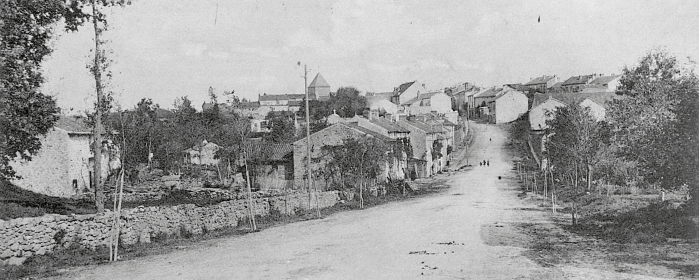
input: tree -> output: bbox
[609,49,699,206]
[264,111,296,143]
[0,1,92,181]
[315,136,388,208]
[331,87,367,117]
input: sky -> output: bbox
[41,0,699,112]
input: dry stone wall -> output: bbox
[0,190,339,265]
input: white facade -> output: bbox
[395,82,426,105]
[580,99,607,121]
[529,98,567,130]
[493,90,528,124]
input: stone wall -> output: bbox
[0,191,339,265]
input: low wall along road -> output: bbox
[0,191,339,265]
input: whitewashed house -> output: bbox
[403,91,453,115]
[490,90,528,124]
[391,81,426,105]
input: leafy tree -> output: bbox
[330,87,367,117]
[315,136,388,207]
[609,49,699,205]
[546,105,610,192]
[0,1,92,180]
[264,111,296,143]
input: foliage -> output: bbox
[264,111,296,143]
[608,49,699,202]
[0,1,91,180]
[299,86,368,120]
[545,104,611,191]
[315,136,388,190]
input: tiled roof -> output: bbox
[370,117,410,133]
[590,75,621,86]
[397,120,444,134]
[55,115,92,134]
[238,101,260,109]
[525,75,556,86]
[308,73,330,88]
[475,87,503,98]
[288,100,302,106]
[394,81,416,95]
[259,94,289,101]
[243,141,293,161]
[532,91,618,108]
[286,94,306,100]
[561,75,596,86]
[346,123,394,142]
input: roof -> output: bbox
[308,73,330,88]
[259,94,289,101]
[590,75,621,86]
[286,94,306,100]
[369,117,410,133]
[237,101,260,109]
[475,87,503,98]
[394,81,416,96]
[288,100,302,106]
[244,141,293,161]
[561,74,596,86]
[532,91,618,108]
[346,123,394,142]
[494,90,526,101]
[397,119,444,134]
[55,115,92,134]
[293,123,394,145]
[525,75,556,86]
[365,91,394,103]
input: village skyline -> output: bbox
[41,0,699,112]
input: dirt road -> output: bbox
[51,122,663,279]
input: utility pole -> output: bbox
[301,63,319,217]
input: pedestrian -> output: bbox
[487,160,490,166]
[479,162,482,166]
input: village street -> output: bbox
[55,122,562,279]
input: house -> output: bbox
[258,93,308,112]
[397,118,448,178]
[560,74,602,93]
[185,140,220,165]
[308,73,331,101]
[402,91,453,115]
[366,92,398,116]
[391,81,427,105]
[473,87,504,117]
[242,141,294,190]
[530,91,619,129]
[10,116,119,198]
[489,90,528,124]
[292,123,395,189]
[524,75,559,93]
[588,74,622,92]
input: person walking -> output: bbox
[487,160,490,166]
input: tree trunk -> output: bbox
[91,0,104,212]
[587,164,592,191]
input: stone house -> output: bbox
[391,81,427,105]
[397,119,448,178]
[185,140,220,165]
[242,141,294,190]
[560,74,602,93]
[588,74,622,92]
[473,87,504,117]
[10,116,117,198]
[402,91,453,115]
[488,90,529,124]
[366,92,398,116]
[308,73,331,101]
[524,75,559,93]
[292,123,395,190]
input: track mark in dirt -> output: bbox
[288,265,331,278]
[409,251,437,255]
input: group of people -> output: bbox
[479,160,490,166]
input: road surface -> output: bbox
[51,122,595,279]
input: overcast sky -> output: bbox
[41,0,699,112]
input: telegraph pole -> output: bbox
[301,64,319,217]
